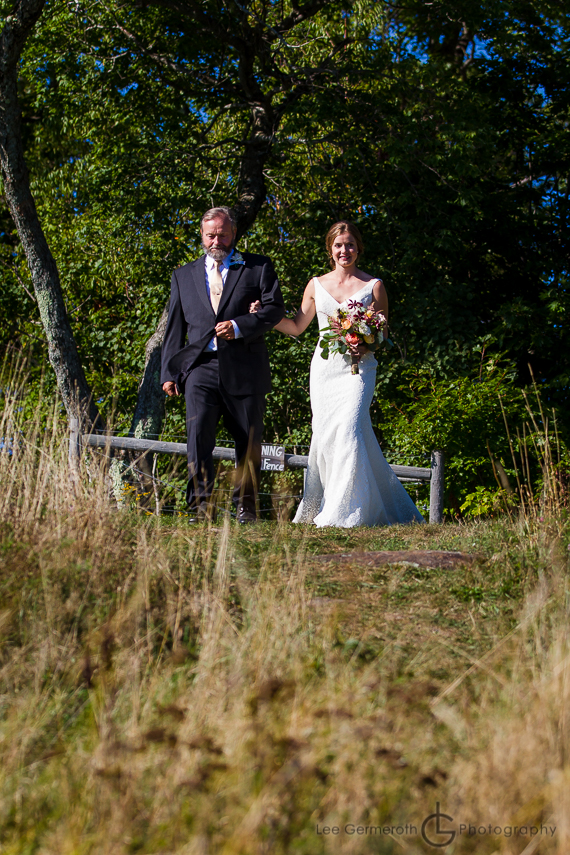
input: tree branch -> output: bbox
[277,0,338,36]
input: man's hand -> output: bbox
[215,320,236,340]
[163,381,179,397]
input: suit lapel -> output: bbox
[190,256,215,317]
[217,262,245,316]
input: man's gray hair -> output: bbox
[201,206,237,231]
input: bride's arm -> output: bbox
[252,279,316,337]
[372,280,389,338]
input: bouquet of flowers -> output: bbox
[319,300,389,374]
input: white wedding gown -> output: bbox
[293,278,425,528]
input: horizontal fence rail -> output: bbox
[74,424,445,524]
[81,433,310,470]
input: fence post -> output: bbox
[429,449,445,524]
[68,415,81,472]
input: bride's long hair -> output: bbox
[325,221,364,268]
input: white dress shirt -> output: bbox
[204,250,242,351]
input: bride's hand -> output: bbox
[249,300,261,313]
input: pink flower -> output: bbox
[345,332,359,345]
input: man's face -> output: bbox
[201,216,236,261]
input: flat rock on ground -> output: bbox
[318,550,478,569]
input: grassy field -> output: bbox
[0,406,569,854]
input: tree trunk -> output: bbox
[130,301,169,440]
[110,302,169,509]
[122,0,325,474]
[126,90,277,457]
[0,0,101,427]
[124,121,273,484]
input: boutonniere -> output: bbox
[230,250,246,268]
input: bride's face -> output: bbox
[331,233,358,269]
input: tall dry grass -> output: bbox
[0,379,569,853]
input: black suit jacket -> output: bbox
[160,252,285,396]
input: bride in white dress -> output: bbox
[253,221,424,528]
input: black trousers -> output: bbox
[184,353,265,513]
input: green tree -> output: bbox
[0,0,100,424]
[1,0,568,514]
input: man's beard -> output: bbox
[203,243,233,262]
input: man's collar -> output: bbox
[222,248,235,269]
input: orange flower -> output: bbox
[341,319,352,330]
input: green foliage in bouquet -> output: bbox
[317,302,392,373]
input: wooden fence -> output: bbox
[70,418,445,523]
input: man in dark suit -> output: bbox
[161,207,285,522]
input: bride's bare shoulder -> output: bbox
[359,270,382,284]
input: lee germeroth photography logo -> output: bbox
[316,803,557,848]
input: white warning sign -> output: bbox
[261,444,285,472]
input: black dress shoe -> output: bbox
[236,506,257,524]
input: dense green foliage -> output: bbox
[1,0,568,514]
